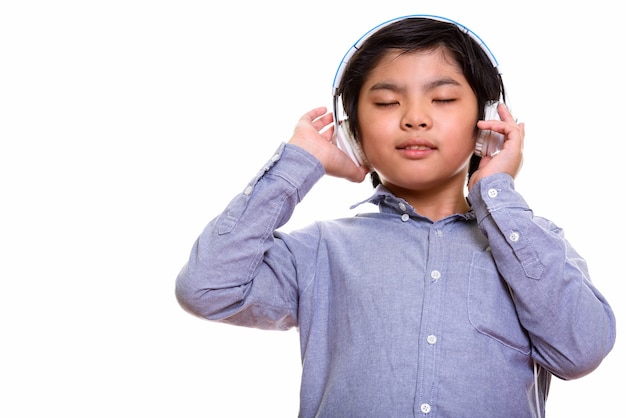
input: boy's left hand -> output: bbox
[468,103,525,190]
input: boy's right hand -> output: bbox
[288,107,369,183]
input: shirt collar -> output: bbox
[351,185,476,221]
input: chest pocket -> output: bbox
[468,250,531,355]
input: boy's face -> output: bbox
[357,48,478,194]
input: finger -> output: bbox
[312,111,334,132]
[322,124,335,142]
[302,107,328,124]
[496,103,516,122]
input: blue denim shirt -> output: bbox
[176,143,615,418]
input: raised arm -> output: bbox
[468,173,616,379]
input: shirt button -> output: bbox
[488,188,498,198]
[435,229,443,237]
[430,270,441,280]
[398,202,407,211]
[427,335,437,345]
[243,185,253,195]
[420,403,431,414]
[401,213,409,222]
[509,231,520,242]
[271,153,280,162]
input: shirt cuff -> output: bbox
[467,173,531,225]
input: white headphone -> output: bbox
[331,14,506,166]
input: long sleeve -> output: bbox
[468,173,616,380]
[175,143,325,330]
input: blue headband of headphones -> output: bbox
[331,14,500,97]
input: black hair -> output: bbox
[337,17,505,187]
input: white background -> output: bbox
[1,1,623,416]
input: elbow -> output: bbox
[175,263,247,321]
[552,353,610,381]
[553,352,609,381]
[175,263,207,318]
[547,317,616,380]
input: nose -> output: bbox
[401,101,430,129]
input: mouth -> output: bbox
[400,145,433,151]
[397,138,436,150]
[396,140,436,159]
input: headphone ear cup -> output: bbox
[335,119,366,166]
[475,129,504,157]
[474,101,505,157]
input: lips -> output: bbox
[402,145,432,150]
[395,139,436,159]
[396,139,436,150]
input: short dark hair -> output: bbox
[337,17,506,187]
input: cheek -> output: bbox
[359,122,396,163]
[449,121,479,154]
[358,117,391,151]
[457,139,477,162]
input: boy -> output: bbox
[176,16,615,417]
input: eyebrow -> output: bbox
[368,77,462,93]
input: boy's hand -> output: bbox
[468,103,525,190]
[288,107,369,183]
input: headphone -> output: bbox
[331,14,506,166]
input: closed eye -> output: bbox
[433,99,455,103]
[375,102,399,107]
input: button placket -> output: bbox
[416,226,446,414]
